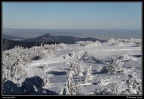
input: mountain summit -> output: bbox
[23,33,106,44]
[40,33,55,37]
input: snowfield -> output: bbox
[2,38,142,95]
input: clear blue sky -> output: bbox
[2,2,142,29]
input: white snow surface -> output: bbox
[2,39,142,95]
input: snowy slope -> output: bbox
[2,38,142,95]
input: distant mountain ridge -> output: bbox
[2,38,59,51]
[3,34,25,40]
[24,33,106,44]
[2,33,106,50]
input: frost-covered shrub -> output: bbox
[75,41,101,46]
[102,65,116,74]
[75,85,87,95]
[102,59,124,74]
[67,62,86,76]
[75,41,94,46]
[117,39,129,43]
[95,65,103,73]
[134,41,142,47]
[42,64,49,71]
[96,78,106,86]
[2,43,66,84]
[118,54,137,61]
[108,38,141,46]
[124,72,142,95]
[107,38,115,43]
[94,82,125,95]
[2,63,27,84]
[63,54,71,59]
[63,51,75,59]
[57,86,64,95]
[76,51,89,61]
[94,87,112,95]
[118,54,131,61]
[108,38,127,46]
[95,41,101,45]
[110,58,124,67]
[110,41,120,46]
[108,38,118,46]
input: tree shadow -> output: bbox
[3,80,23,95]
[31,56,41,60]
[3,76,58,95]
[21,76,44,94]
[132,55,142,57]
[47,71,66,76]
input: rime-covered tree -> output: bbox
[84,66,93,83]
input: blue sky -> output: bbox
[2,2,142,29]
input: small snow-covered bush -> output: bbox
[63,54,71,59]
[118,54,137,61]
[108,38,142,45]
[67,62,86,76]
[111,41,120,46]
[63,52,75,59]
[75,40,101,46]
[107,38,121,46]
[76,51,89,61]
[102,58,124,74]
[94,82,125,95]
[107,38,115,43]
[134,41,142,47]
[75,41,94,46]
[124,72,142,95]
[75,85,87,95]
[102,65,116,74]
[95,41,101,45]
[95,65,103,73]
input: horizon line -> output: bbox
[2,28,141,30]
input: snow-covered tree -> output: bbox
[2,43,67,84]
[84,66,93,83]
[102,58,124,74]
[62,70,77,95]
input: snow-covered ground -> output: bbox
[2,38,142,95]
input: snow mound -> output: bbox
[118,54,137,61]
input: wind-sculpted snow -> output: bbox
[2,38,142,95]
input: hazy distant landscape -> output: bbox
[3,28,141,40]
